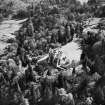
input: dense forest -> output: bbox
[0,0,105,105]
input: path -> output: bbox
[0,19,27,55]
[0,18,101,65]
[39,18,103,65]
[83,18,102,33]
[59,18,102,65]
[60,39,82,64]
[38,38,82,66]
